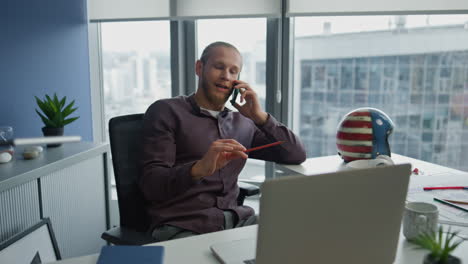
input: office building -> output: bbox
[295,24,468,171]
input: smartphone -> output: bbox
[230,73,241,105]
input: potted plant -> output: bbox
[412,226,463,264]
[35,93,79,147]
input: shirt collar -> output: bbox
[188,93,232,117]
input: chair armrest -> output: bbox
[239,182,260,196]
[237,182,260,205]
[101,226,156,245]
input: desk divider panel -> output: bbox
[0,181,41,243]
[40,155,107,258]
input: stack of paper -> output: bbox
[406,171,468,238]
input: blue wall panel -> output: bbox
[1,0,92,141]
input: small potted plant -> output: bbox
[412,226,463,264]
[35,93,79,147]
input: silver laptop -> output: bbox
[211,164,411,264]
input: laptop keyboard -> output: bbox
[244,259,256,264]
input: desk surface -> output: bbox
[0,142,108,192]
[50,225,468,264]
[50,155,468,264]
[277,153,463,177]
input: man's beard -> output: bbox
[200,73,230,105]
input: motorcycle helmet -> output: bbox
[336,107,394,163]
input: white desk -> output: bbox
[48,225,468,264]
[277,153,462,176]
[50,155,468,264]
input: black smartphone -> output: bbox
[230,73,241,105]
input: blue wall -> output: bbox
[1,0,93,141]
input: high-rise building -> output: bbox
[295,24,468,171]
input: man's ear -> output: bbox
[195,60,203,77]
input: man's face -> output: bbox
[196,46,242,106]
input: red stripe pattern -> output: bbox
[337,144,373,153]
[340,120,372,128]
[337,131,373,141]
[348,111,371,116]
[337,110,374,162]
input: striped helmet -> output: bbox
[336,108,394,163]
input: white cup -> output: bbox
[403,202,438,240]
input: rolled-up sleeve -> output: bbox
[248,114,307,164]
[139,101,199,203]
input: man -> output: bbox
[140,41,306,242]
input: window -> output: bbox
[197,18,267,182]
[101,21,171,137]
[256,62,266,84]
[100,21,171,192]
[294,15,468,171]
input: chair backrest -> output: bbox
[108,113,149,231]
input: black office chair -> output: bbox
[101,113,260,245]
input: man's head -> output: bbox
[195,42,242,110]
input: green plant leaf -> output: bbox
[444,229,454,249]
[52,111,63,126]
[45,94,53,104]
[53,93,60,108]
[63,105,76,118]
[35,94,79,127]
[413,226,463,262]
[63,117,79,126]
[448,240,463,252]
[48,114,59,127]
[62,101,76,117]
[62,107,78,119]
[34,96,43,106]
[35,109,48,124]
[35,96,46,112]
[36,110,55,127]
[35,96,55,121]
[59,96,66,109]
[439,226,444,244]
[50,101,59,113]
[40,101,55,120]
[413,231,439,256]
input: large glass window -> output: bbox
[294,15,468,171]
[101,21,171,138]
[100,21,171,193]
[197,18,267,182]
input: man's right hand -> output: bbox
[191,139,248,180]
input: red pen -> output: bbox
[423,186,468,191]
[443,199,468,205]
[244,141,284,153]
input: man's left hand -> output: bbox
[231,80,268,126]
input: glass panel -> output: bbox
[294,15,468,171]
[101,21,171,189]
[101,21,171,138]
[197,18,267,182]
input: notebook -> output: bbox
[97,245,164,264]
[211,164,411,264]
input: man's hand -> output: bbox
[191,139,248,180]
[231,80,268,126]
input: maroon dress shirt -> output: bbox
[140,94,306,234]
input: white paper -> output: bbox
[407,171,468,226]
